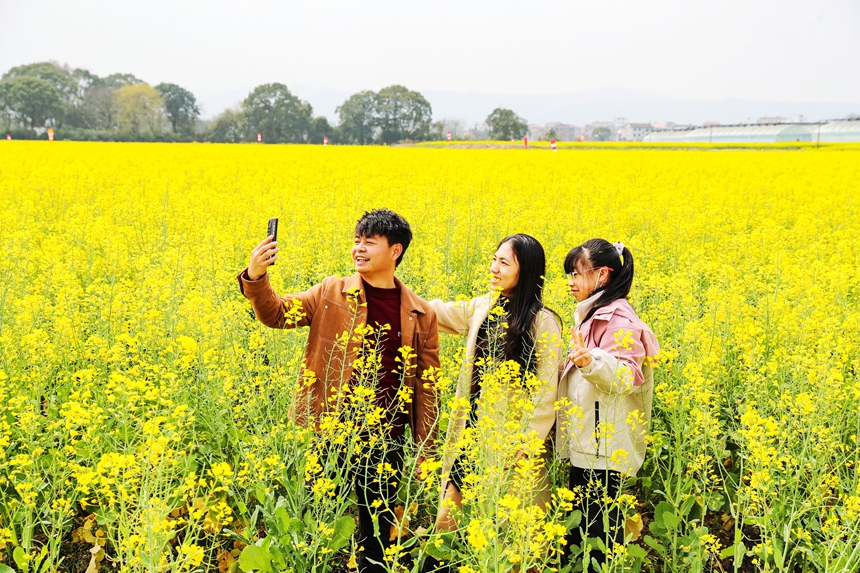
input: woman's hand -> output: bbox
[568,328,593,368]
[248,236,278,281]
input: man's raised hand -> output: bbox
[248,236,278,281]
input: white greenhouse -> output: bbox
[645,120,860,143]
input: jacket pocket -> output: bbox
[415,330,429,354]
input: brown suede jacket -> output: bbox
[237,270,440,450]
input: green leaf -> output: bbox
[627,544,647,559]
[0,564,17,573]
[720,545,735,559]
[565,510,582,530]
[424,532,455,561]
[274,507,290,534]
[643,535,666,557]
[707,493,726,512]
[290,518,305,534]
[680,495,696,517]
[12,547,26,571]
[652,501,674,528]
[253,483,266,504]
[238,545,273,573]
[733,540,746,569]
[329,515,357,552]
[96,509,118,526]
[662,511,680,530]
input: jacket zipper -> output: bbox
[595,400,601,457]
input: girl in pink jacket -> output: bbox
[557,239,660,569]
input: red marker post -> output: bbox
[551,138,557,152]
[257,132,262,143]
[48,128,54,141]
[6,134,10,141]
[523,136,528,149]
[446,131,451,142]
[323,136,329,146]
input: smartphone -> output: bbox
[267,218,278,264]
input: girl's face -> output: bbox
[567,261,609,303]
[490,241,520,296]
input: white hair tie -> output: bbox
[613,242,625,265]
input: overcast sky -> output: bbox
[2,0,859,123]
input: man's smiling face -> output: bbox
[352,234,401,277]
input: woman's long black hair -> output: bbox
[563,238,635,323]
[497,234,552,372]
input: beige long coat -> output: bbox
[429,293,563,506]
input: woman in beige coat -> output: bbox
[427,234,563,537]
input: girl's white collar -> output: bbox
[574,292,603,327]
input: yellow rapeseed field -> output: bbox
[1,141,859,573]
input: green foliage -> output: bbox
[486,108,528,141]
[2,62,77,102]
[242,83,313,144]
[592,127,611,141]
[0,76,63,134]
[156,83,200,134]
[336,86,433,144]
[115,83,164,134]
[205,108,245,142]
[374,85,433,144]
[336,90,376,145]
[308,116,334,144]
[101,73,144,90]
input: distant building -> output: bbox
[584,121,616,141]
[757,115,805,124]
[528,124,547,140]
[545,122,582,141]
[618,123,654,142]
[650,121,676,130]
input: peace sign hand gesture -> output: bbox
[568,328,593,368]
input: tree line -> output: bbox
[1,61,530,144]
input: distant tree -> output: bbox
[64,68,104,128]
[116,83,164,133]
[486,108,528,141]
[336,90,377,145]
[76,86,116,130]
[592,127,611,141]
[308,116,334,144]
[205,108,245,142]
[374,85,432,143]
[544,128,558,141]
[243,83,312,143]
[155,83,200,134]
[3,62,77,127]
[102,73,144,89]
[2,62,76,102]
[0,83,11,129]
[0,76,63,135]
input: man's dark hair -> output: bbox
[355,209,413,267]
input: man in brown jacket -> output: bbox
[238,209,440,573]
